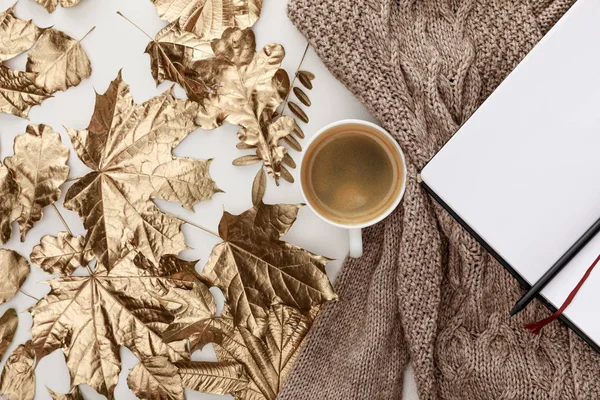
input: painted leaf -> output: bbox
[178,361,248,395]
[151,0,262,38]
[0,341,36,400]
[4,124,70,241]
[0,164,21,245]
[30,252,201,397]
[26,27,92,93]
[0,65,51,118]
[35,0,83,13]
[64,72,220,270]
[0,309,18,360]
[47,386,85,400]
[0,4,44,61]
[0,249,30,305]
[30,232,93,276]
[202,201,337,335]
[128,356,184,400]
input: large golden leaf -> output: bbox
[5,125,70,241]
[64,72,220,269]
[47,387,84,400]
[26,28,92,93]
[0,341,36,400]
[178,360,248,395]
[0,65,51,118]
[202,201,336,335]
[151,0,262,38]
[30,252,202,397]
[34,0,82,13]
[0,309,18,360]
[0,164,21,245]
[0,4,44,62]
[0,249,30,305]
[128,356,184,400]
[30,232,93,276]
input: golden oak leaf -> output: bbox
[177,360,249,395]
[0,249,30,305]
[196,305,313,400]
[0,309,18,360]
[26,27,92,93]
[151,0,262,38]
[30,252,202,397]
[64,72,220,269]
[34,0,82,13]
[0,4,44,61]
[5,124,70,241]
[47,386,84,400]
[30,232,93,276]
[128,356,184,400]
[0,163,21,245]
[0,65,51,118]
[202,201,337,335]
[0,340,36,400]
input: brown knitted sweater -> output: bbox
[277,1,600,399]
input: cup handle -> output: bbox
[349,229,363,258]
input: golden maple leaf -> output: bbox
[0,341,36,400]
[0,163,21,245]
[151,0,262,38]
[34,0,82,13]
[202,201,337,336]
[5,125,70,241]
[0,309,17,361]
[0,4,44,62]
[30,252,203,397]
[0,249,30,305]
[64,72,221,270]
[30,232,93,276]
[0,65,51,118]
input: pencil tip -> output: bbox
[509,306,519,318]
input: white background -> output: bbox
[0,0,418,398]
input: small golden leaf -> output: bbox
[5,124,70,241]
[0,164,21,245]
[34,0,82,13]
[0,249,30,305]
[202,202,336,335]
[236,142,254,150]
[30,252,201,396]
[288,101,308,123]
[293,123,305,139]
[293,87,311,107]
[178,361,248,395]
[282,153,296,169]
[0,65,51,118]
[297,70,314,89]
[64,72,220,269]
[151,0,262,38]
[128,356,184,400]
[26,27,92,93]
[233,155,261,166]
[0,309,18,361]
[282,135,301,152]
[0,5,44,62]
[47,387,84,400]
[251,168,266,206]
[0,340,36,400]
[280,165,294,183]
[30,232,93,276]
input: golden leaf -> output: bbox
[0,65,51,118]
[0,4,44,62]
[0,249,30,305]
[292,87,310,107]
[30,232,93,276]
[251,168,266,206]
[297,70,314,90]
[0,164,21,245]
[287,102,308,123]
[178,361,249,395]
[64,72,220,269]
[34,0,82,13]
[128,356,184,400]
[151,0,262,38]
[202,201,337,335]
[30,252,201,397]
[0,340,36,400]
[0,309,18,360]
[26,27,92,93]
[197,305,313,400]
[47,386,84,400]
[5,124,70,241]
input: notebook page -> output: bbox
[421,0,600,345]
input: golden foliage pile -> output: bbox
[0,1,334,400]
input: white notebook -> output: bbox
[421,0,600,350]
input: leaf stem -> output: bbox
[52,204,73,236]
[116,11,154,41]
[80,25,96,42]
[20,289,40,302]
[280,43,310,115]
[175,216,220,239]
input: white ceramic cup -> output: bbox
[299,119,407,258]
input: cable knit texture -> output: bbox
[277,1,600,399]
